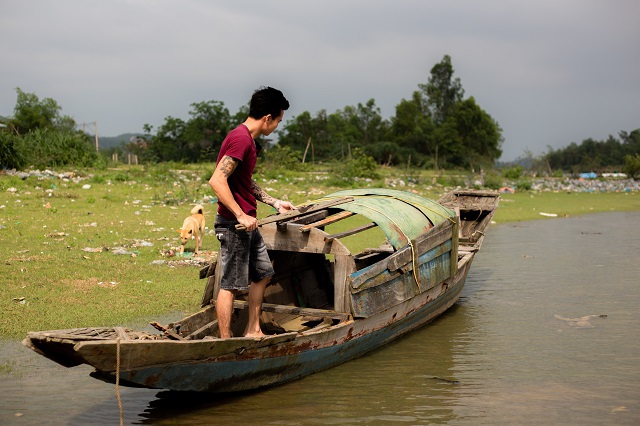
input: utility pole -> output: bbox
[94,122,98,151]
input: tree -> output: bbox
[9,88,77,134]
[1,89,97,169]
[623,154,640,179]
[279,100,390,164]
[620,129,640,157]
[277,110,331,162]
[451,97,503,171]
[352,99,388,147]
[391,91,434,166]
[411,56,502,170]
[545,130,639,173]
[329,99,389,160]
[148,116,187,162]
[417,55,467,169]
[419,55,464,125]
[183,100,232,162]
[147,100,232,163]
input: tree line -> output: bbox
[134,55,503,171]
[544,130,640,177]
[2,54,638,177]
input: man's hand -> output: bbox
[275,200,295,214]
[237,213,258,231]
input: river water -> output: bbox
[1,211,639,425]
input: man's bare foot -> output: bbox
[244,331,266,338]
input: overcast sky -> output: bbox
[1,1,638,161]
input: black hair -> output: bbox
[249,86,290,119]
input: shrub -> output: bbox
[257,145,306,180]
[0,131,26,169]
[435,174,465,188]
[623,154,640,179]
[342,148,380,179]
[516,179,532,191]
[11,128,98,169]
[483,172,504,190]
[502,165,523,180]
[364,142,413,166]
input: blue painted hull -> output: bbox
[111,261,471,392]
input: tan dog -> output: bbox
[176,204,205,254]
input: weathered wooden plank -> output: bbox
[458,245,478,253]
[74,332,300,371]
[439,190,500,215]
[28,333,112,342]
[200,260,223,307]
[231,300,351,321]
[359,246,394,254]
[173,305,216,333]
[351,241,452,292]
[450,216,459,278]
[334,254,356,313]
[278,316,310,332]
[199,261,216,280]
[185,320,219,340]
[324,222,377,241]
[387,220,453,271]
[114,327,131,341]
[300,318,334,334]
[414,220,453,253]
[150,321,185,340]
[261,223,351,255]
[286,210,328,225]
[300,211,354,232]
[349,251,452,317]
[237,197,354,230]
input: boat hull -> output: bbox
[94,258,472,392]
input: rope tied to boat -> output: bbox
[116,337,123,426]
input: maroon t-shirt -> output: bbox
[216,125,260,219]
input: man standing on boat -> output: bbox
[209,86,293,338]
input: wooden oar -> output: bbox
[234,196,354,231]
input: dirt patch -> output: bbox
[154,250,217,268]
[62,277,117,292]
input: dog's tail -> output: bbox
[191,204,204,215]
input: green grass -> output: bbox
[1,166,216,338]
[0,359,15,374]
[493,191,640,223]
[1,165,638,339]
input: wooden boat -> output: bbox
[23,189,499,392]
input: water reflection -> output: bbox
[2,212,639,425]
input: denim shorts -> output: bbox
[214,215,274,291]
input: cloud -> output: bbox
[1,0,639,161]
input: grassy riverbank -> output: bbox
[1,165,638,339]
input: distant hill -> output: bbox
[95,133,143,151]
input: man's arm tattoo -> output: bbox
[217,156,238,178]
[251,180,276,205]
